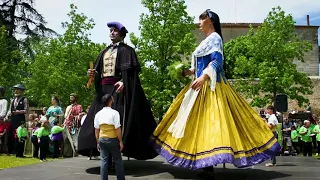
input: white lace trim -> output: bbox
[203,64,217,91]
[167,88,200,139]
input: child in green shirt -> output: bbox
[313,121,320,156]
[16,121,28,158]
[38,120,50,162]
[296,120,303,154]
[291,125,299,154]
[31,122,41,158]
[51,121,64,158]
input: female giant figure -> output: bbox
[150,10,281,171]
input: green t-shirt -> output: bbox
[37,127,50,138]
[51,125,64,134]
[16,126,28,138]
[299,126,312,142]
[32,128,40,136]
[296,125,302,138]
[291,130,299,142]
[313,125,320,142]
[310,123,315,132]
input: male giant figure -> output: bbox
[78,22,157,162]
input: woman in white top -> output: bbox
[94,94,125,180]
[39,107,48,123]
[0,86,8,152]
[0,87,7,120]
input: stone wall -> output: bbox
[194,24,320,76]
[293,28,319,76]
[288,77,320,116]
[229,77,320,117]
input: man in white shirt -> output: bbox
[265,105,279,167]
[94,94,125,180]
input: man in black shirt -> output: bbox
[282,118,293,154]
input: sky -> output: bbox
[34,0,320,45]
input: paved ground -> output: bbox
[0,155,320,180]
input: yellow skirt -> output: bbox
[150,80,280,170]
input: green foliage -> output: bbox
[130,0,196,120]
[167,61,191,81]
[25,4,105,108]
[0,26,23,99]
[225,7,313,108]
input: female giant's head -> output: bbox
[199,9,223,40]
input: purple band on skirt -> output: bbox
[150,136,281,170]
[51,132,63,141]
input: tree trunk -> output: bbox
[272,84,277,114]
[8,0,17,38]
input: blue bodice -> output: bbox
[196,52,225,82]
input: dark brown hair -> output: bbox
[199,10,226,72]
[102,94,113,106]
[199,10,223,41]
[266,105,275,111]
[0,86,5,97]
[52,96,60,106]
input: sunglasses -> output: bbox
[206,9,213,19]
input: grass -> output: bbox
[0,154,55,170]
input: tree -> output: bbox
[130,0,196,120]
[0,26,23,99]
[25,4,105,108]
[225,7,313,108]
[224,35,253,79]
[0,0,55,38]
[0,0,57,59]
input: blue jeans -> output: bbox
[99,138,125,180]
[271,132,278,165]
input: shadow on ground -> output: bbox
[275,164,297,167]
[86,160,291,180]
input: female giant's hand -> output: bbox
[191,75,209,91]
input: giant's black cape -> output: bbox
[78,43,158,160]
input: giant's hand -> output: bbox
[87,69,96,78]
[115,81,124,93]
[191,75,208,91]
